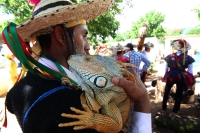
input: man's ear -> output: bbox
[53,25,65,45]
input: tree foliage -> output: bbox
[113,33,127,42]
[186,27,200,35]
[0,0,33,25]
[0,0,125,45]
[126,10,166,39]
[193,5,200,21]
[88,10,120,44]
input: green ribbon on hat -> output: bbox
[3,22,78,86]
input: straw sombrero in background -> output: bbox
[171,39,191,51]
[0,0,114,43]
[144,42,154,48]
[115,43,130,52]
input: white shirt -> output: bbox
[142,51,150,60]
[139,51,151,70]
[38,57,77,81]
[129,112,152,133]
[38,57,152,133]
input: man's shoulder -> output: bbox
[10,72,61,92]
[130,50,141,55]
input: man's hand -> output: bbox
[112,74,150,113]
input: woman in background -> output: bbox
[162,39,195,113]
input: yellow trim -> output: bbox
[65,19,86,28]
[183,40,186,65]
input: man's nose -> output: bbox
[85,43,90,55]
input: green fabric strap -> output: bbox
[4,23,35,74]
[3,23,78,86]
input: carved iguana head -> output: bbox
[68,54,123,92]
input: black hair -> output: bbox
[36,25,76,57]
[66,27,75,37]
[117,51,124,56]
[37,33,52,50]
[126,43,134,50]
[36,25,75,49]
[63,26,76,56]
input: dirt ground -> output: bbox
[149,90,200,133]
[145,61,200,133]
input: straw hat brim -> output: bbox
[0,0,114,43]
[144,42,154,48]
[171,41,191,51]
[116,46,130,51]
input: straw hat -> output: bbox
[171,39,191,51]
[115,43,129,51]
[144,42,154,48]
[0,0,114,43]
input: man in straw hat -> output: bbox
[2,0,151,133]
[140,42,154,84]
[162,39,195,114]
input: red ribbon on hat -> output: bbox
[29,0,40,10]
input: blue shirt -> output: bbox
[123,50,151,78]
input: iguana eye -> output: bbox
[94,76,107,88]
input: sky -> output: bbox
[116,0,200,32]
[0,0,200,32]
[0,8,13,22]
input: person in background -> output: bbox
[122,44,151,133]
[123,43,151,79]
[2,0,152,133]
[140,42,154,83]
[162,39,195,114]
[141,42,153,60]
[116,43,129,63]
[2,53,18,88]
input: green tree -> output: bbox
[0,0,33,25]
[193,5,200,20]
[88,11,120,44]
[113,33,127,42]
[186,27,200,35]
[126,10,166,39]
[0,0,126,46]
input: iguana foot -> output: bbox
[58,104,94,130]
[59,104,121,133]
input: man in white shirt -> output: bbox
[140,42,153,83]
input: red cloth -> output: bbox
[185,72,195,87]
[162,71,195,89]
[162,72,168,82]
[116,56,128,63]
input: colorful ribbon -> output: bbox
[2,23,78,85]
